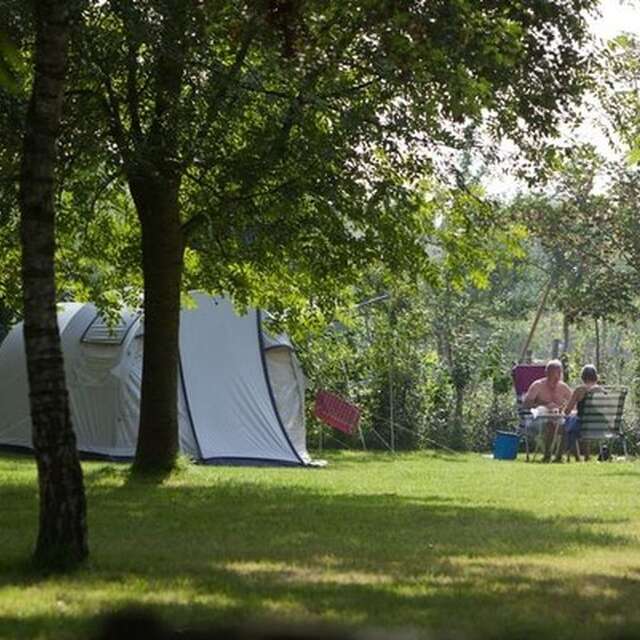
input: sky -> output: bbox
[592,0,640,40]
[484,0,640,197]
[575,0,640,157]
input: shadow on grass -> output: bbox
[321,451,468,465]
[1,469,639,639]
[600,469,640,478]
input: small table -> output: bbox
[529,409,564,461]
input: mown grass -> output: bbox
[1,451,640,639]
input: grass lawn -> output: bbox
[2,451,640,639]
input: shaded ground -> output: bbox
[1,451,640,639]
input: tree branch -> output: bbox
[102,77,129,163]
[185,16,258,162]
[126,36,143,143]
[180,177,298,238]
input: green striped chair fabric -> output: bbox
[578,387,627,441]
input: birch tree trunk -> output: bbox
[19,0,88,567]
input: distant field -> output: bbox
[1,451,640,639]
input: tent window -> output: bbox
[81,312,140,346]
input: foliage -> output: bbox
[21,0,596,320]
[0,6,143,321]
[608,164,640,272]
[0,27,24,94]
[598,33,640,163]
[299,181,525,452]
[0,27,26,318]
[512,145,640,326]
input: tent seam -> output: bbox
[178,349,204,461]
[256,309,304,465]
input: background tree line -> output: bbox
[302,136,640,454]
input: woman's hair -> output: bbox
[581,364,598,383]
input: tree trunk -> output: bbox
[601,318,608,377]
[388,302,396,452]
[562,314,570,354]
[451,385,465,450]
[19,0,88,568]
[120,4,187,473]
[595,318,601,372]
[519,278,552,363]
[130,177,184,473]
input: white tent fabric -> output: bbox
[264,345,309,462]
[0,303,83,450]
[0,293,308,465]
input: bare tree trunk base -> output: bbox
[32,439,88,570]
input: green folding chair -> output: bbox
[577,387,629,459]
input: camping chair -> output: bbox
[512,364,546,461]
[577,387,629,460]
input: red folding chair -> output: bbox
[512,364,546,461]
[314,390,361,435]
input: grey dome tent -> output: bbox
[0,293,310,465]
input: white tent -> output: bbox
[0,293,310,465]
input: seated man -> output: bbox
[563,364,602,461]
[522,359,572,462]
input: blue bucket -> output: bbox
[493,431,519,460]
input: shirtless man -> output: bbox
[522,359,572,462]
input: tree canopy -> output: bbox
[0,0,602,471]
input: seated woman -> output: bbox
[564,364,602,461]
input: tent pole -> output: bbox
[388,358,395,452]
[388,298,396,453]
[519,278,552,364]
